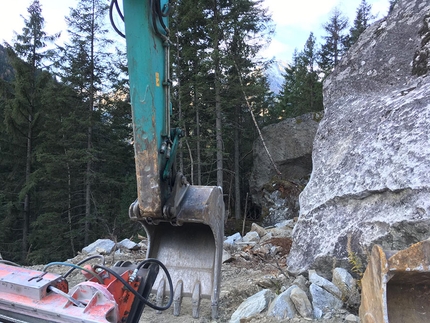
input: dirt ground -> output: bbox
[139,261,350,323]
[36,252,350,323]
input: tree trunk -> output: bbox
[213,2,223,188]
[22,112,32,262]
[85,0,96,246]
[234,105,241,220]
[195,88,201,185]
[66,159,76,255]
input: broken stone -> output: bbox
[293,275,311,299]
[259,232,274,244]
[242,231,260,243]
[266,226,292,238]
[308,270,342,299]
[332,268,356,300]
[82,239,116,255]
[229,289,274,323]
[117,238,139,250]
[251,223,267,237]
[310,283,343,319]
[270,245,282,256]
[222,250,234,263]
[224,233,242,247]
[267,285,298,319]
[345,313,359,322]
[289,286,313,320]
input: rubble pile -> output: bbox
[53,221,361,323]
[224,223,361,323]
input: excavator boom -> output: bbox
[0,1,224,322]
[123,0,225,318]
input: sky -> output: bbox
[0,0,390,63]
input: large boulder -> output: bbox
[287,0,430,276]
[249,113,321,223]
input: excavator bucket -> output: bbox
[359,239,430,323]
[121,0,225,318]
[130,184,225,319]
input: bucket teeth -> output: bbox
[173,280,183,316]
[156,278,166,314]
[138,185,224,319]
[191,282,201,319]
[211,301,219,320]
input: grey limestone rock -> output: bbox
[249,113,321,223]
[290,286,313,320]
[82,239,116,255]
[332,268,356,300]
[267,285,298,319]
[308,270,342,299]
[310,283,343,319]
[117,238,139,250]
[229,289,274,323]
[287,0,430,276]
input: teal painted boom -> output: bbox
[123,0,171,219]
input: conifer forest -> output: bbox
[0,0,378,264]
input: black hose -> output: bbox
[63,254,105,279]
[94,258,174,311]
[154,0,169,35]
[114,0,124,21]
[110,0,126,38]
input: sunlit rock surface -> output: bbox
[287,0,430,276]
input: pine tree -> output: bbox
[318,8,349,76]
[172,0,273,220]
[2,0,57,262]
[348,0,374,48]
[171,0,210,185]
[58,0,112,246]
[222,0,273,219]
[276,33,323,119]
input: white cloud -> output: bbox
[262,0,390,60]
[260,38,293,61]
[264,0,339,29]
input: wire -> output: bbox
[63,255,105,279]
[110,0,126,38]
[43,262,104,284]
[114,0,124,21]
[94,258,174,311]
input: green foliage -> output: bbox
[348,0,374,48]
[318,8,350,76]
[347,234,364,280]
[0,0,135,264]
[172,0,274,219]
[275,33,323,120]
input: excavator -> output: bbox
[0,0,225,322]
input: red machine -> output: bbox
[0,258,172,323]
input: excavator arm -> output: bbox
[0,0,224,322]
[123,0,225,318]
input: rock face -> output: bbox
[287,0,430,276]
[249,113,321,224]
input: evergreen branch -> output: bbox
[233,61,282,175]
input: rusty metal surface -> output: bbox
[141,185,225,319]
[359,239,430,323]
